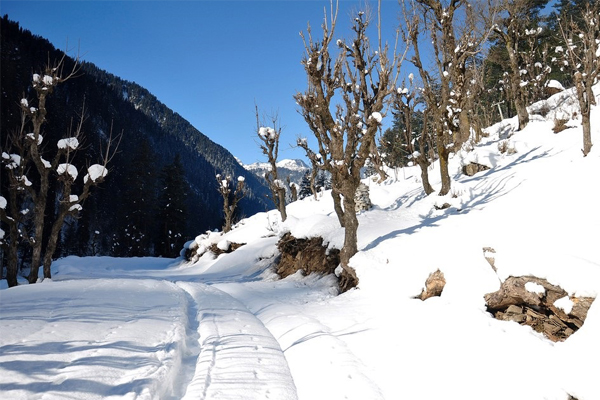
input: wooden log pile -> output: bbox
[485,276,595,342]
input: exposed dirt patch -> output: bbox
[485,276,595,342]
[208,241,245,256]
[276,232,356,292]
[462,162,490,176]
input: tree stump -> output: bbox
[276,233,350,292]
[415,269,446,300]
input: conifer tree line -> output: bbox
[1,16,271,286]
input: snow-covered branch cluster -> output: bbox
[0,55,123,286]
[215,173,246,232]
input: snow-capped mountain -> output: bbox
[243,158,310,186]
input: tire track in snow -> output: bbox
[176,282,298,400]
[217,282,385,400]
[169,283,202,399]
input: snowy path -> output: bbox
[177,282,298,400]
[0,276,298,400]
[216,281,385,400]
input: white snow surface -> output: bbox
[554,296,574,315]
[525,281,546,294]
[2,85,600,400]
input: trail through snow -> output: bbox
[177,282,297,400]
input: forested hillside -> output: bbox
[1,16,271,260]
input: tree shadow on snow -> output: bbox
[362,148,552,252]
[0,340,170,397]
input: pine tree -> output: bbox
[156,155,188,257]
[298,171,313,200]
[117,139,157,256]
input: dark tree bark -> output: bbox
[557,2,599,156]
[217,174,246,233]
[295,5,406,287]
[256,110,287,222]
[407,0,494,196]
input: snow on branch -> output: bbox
[84,164,108,184]
[57,137,80,150]
[57,163,78,180]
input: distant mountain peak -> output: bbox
[243,159,309,172]
[242,159,309,186]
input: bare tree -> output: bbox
[22,58,79,283]
[406,0,495,195]
[0,57,120,285]
[392,76,435,194]
[556,2,599,156]
[294,2,405,288]
[0,117,30,287]
[491,0,551,131]
[41,115,121,279]
[255,108,287,222]
[216,174,246,233]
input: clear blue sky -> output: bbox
[2,0,403,165]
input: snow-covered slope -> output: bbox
[1,85,599,400]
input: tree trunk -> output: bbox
[5,233,19,287]
[277,187,287,222]
[331,187,345,227]
[575,76,593,157]
[28,186,48,283]
[515,94,530,131]
[456,109,471,149]
[27,94,51,284]
[4,184,21,287]
[223,196,232,233]
[582,109,592,156]
[339,192,359,288]
[436,130,452,196]
[506,37,529,131]
[42,203,72,279]
[417,155,434,195]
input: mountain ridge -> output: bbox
[0,16,271,257]
[243,158,309,188]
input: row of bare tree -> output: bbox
[1,58,121,287]
[264,0,599,288]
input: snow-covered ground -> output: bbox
[1,85,599,400]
